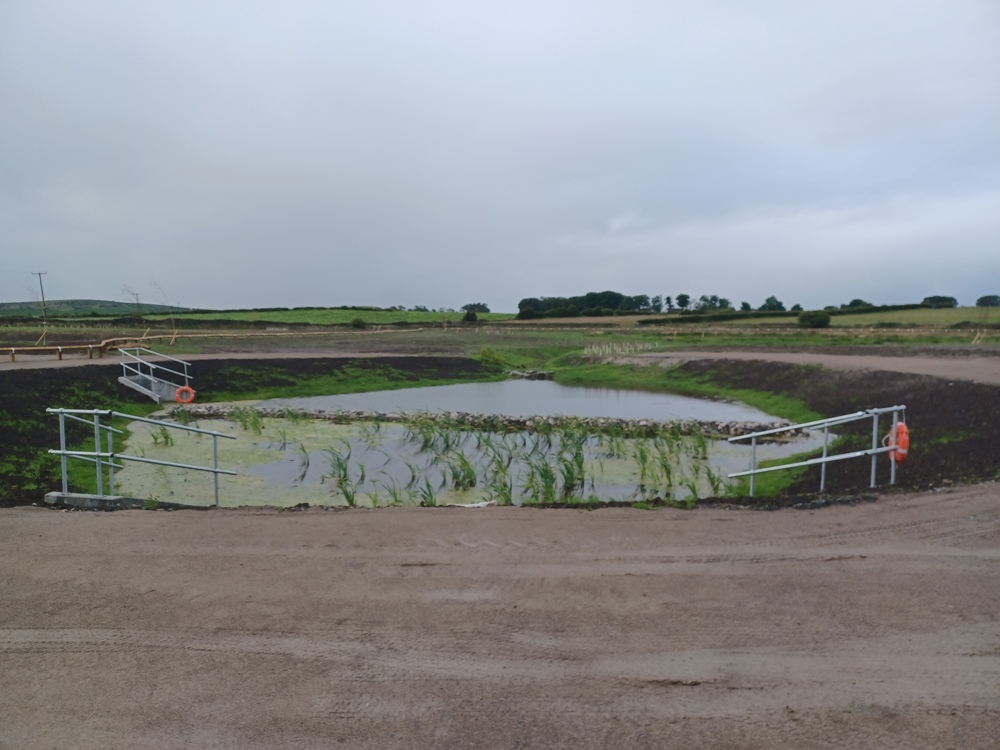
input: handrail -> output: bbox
[47,408,236,506]
[119,346,192,368]
[727,405,907,497]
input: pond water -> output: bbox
[258,380,776,423]
[115,414,830,509]
[115,381,828,508]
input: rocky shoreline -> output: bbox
[171,404,804,440]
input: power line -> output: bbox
[31,271,48,345]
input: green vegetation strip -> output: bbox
[199,364,507,403]
[551,362,822,425]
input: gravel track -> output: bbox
[2,485,998,749]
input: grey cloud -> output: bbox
[2,0,998,311]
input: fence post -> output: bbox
[213,434,220,507]
[820,425,830,492]
[107,429,115,496]
[59,412,68,494]
[93,412,104,497]
[750,436,757,497]
[890,410,898,486]
[870,413,879,488]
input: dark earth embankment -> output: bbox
[1,356,996,507]
[676,360,1000,501]
[0,356,497,506]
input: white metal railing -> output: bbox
[47,408,236,507]
[119,347,192,399]
[727,405,907,497]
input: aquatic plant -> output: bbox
[416,478,437,507]
[230,406,265,435]
[292,442,311,486]
[150,425,174,447]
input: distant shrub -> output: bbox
[461,310,478,323]
[798,310,831,329]
[544,306,580,318]
[350,317,367,329]
[922,295,958,309]
[842,299,873,309]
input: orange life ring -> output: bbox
[175,385,196,404]
[889,422,909,464]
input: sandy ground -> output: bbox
[619,350,1000,386]
[5,346,998,384]
[2,484,998,749]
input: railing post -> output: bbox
[890,410,898,486]
[820,425,829,492]
[93,413,104,497]
[59,411,68,494]
[750,435,757,498]
[107,429,115,496]
[213,434,220,507]
[870,413,879,488]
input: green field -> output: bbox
[144,309,516,325]
[701,307,995,328]
[0,299,188,317]
[823,306,998,328]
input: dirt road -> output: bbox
[5,344,998,384]
[3,484,998,749]
[621,350,1000,386]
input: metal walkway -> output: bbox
[118,347,193,404]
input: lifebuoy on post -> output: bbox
[889,422,910,464]
[175,385,196,404]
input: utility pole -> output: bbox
[31,271,48,346]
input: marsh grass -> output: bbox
[150,425,174,447]
[230,406,265,434]
[304,415,735,508]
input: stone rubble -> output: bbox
[172,405,805,440]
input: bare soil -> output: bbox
[2,486,998,749]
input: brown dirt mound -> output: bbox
[676,359,1000,501]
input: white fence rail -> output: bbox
[47,408,236,506]
[728,405,907,497]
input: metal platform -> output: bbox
[118,348,193,404]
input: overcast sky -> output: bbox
[2,1,998,312]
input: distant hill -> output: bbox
[0,299,192,317]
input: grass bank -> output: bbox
[551,361,823,425]
[194,357,505,402]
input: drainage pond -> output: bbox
[114,382,829,507]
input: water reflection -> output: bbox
[258,379,777,423]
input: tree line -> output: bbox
[516,291,797,319]
[515,291,998,319]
